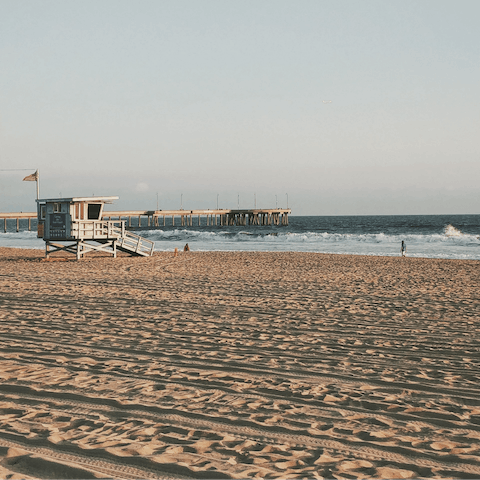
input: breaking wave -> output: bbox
[135,228,480,259]
[444,224,463,237]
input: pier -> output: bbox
[1,212,36,233]
[1,208,291,232]
[104,209,291,227]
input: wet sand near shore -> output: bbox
[0,247,480,479]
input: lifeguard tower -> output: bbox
[36,196,154,259]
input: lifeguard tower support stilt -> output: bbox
[36,196,154,259]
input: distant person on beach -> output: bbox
[401,241,406,257]
[184,243,190,252]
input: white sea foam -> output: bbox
[0,231,44,249]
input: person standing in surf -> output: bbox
[401,241,407,257]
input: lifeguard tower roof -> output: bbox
[36,196,118,204]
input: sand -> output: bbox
[0,247,479,479]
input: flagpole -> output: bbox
[36,169,39,200]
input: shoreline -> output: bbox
[1,248,480,478]
[1,245,479,262]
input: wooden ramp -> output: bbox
[113,227,154,257]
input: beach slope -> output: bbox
[0,248,479,479]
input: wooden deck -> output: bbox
[45,221,155,259]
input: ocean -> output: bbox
[1,214,479,260]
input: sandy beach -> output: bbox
[0,247,479,479]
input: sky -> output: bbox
[1,0,479,215]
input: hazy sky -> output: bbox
[1,0,479,215]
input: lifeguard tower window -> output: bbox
[87,204,102,220]
[40,205,46,219]
[53,203,61,213]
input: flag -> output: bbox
[23,170,38,181]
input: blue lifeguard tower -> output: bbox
[36,196,154,259]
